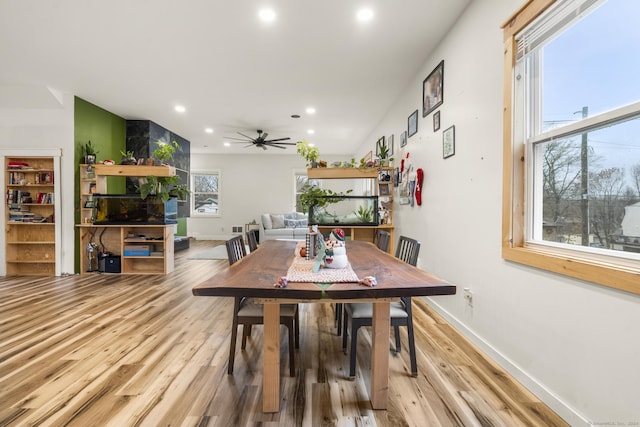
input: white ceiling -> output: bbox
[0,0,471,155]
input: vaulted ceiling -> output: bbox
[0,1,471,154]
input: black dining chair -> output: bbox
[335,230,391,336]
[246,229,259,252]
[342,235,421,378]
[225,235,299,376]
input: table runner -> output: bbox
[286,242,359,283]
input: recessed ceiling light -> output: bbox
[306,107,316,114]
[259,8,276,22]
[174,105,186,113]
[307,129,315,135]
[224,142,231,147]
[356,8,374,22]
[205,127,214,134]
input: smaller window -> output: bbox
[191,171,220,216]
[294,171,318,214]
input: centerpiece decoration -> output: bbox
[313,228,348,271]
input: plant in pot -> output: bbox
[297,140,320,168]
[83,140,98,164]
[138,174,190,203]
[299,183,352,221]
[152,140,179,165]
[377,139,394,166]
[120,149,137,165]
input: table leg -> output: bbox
[371,301,390,409]
[263,302,280,412]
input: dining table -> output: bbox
[192,239,456,413]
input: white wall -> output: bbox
[188,153,345,240]
[354,0,640,425]
[0,91,76,275]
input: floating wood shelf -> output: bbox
[307,167,388,179]
[93,164,176,177]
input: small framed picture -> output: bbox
[408,110,418,137]
[394,167,400,187]
[84,200,95,208]
[387,134,394,156]
[433,111,441,131]
[89,182,97,194]
[443,125,455,159]
[400,131,407,147]
[423,60,444,117]
[375,136,385,156]
[379,182,391,196]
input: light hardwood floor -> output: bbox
[0,240,568,426]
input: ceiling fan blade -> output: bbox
[264,137,291,143]
[261,132,269,140]
[260,144,268,150]
[226,136,253,141]
[270,142,297,146]
[237,131,255,140]
[265,143,287,149]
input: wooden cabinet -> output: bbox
[77,164,176,275]
[79,164,97,224]
[78,224,174,275]
[5,156,60,275]
[307,167,395,253]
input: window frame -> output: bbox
[502,0,640,295]
[190,170,221,217]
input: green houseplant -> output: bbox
[153,141,179,165]
[83,140,98,164]
[296,140,320,167]
[120,149,137,165]
[299,183,352,217]
[138,140,190,202]
[377,138,394,166]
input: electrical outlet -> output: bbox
[463,288,473,307]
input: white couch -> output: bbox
[259,212,309,241]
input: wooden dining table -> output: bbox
[192,239,456,412]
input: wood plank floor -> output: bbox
[0,240,568,426]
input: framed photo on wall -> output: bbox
[443,125,455,159]
[433,111,441,131]
[400,131,407,147]
[423,60,444,117]
[408,110,418,137]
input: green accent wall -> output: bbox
[176,218,187,236]
[74,97,126,272]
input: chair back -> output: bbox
[395,236,421,266]
[225,235,247,265]
[246,229,259,252]
[375,230,391,252]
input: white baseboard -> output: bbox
[424,297,589,427]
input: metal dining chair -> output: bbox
[225,235,299,376]
[335,230,391,336]
[246,229,259,252]
[342,235,421,378]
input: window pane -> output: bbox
[538,117,640,251]
[194,193,218,214]
[542,0,640,132]
[194,174,218,193]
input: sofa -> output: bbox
[259,212,309,241]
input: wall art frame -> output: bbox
[443,125,455,159]
[408,110,418,137]
[423,60,444,117]
[400,131,407,147]
[433,111,441,131]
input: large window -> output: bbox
[503,0,640,294]
[191,171,220,216]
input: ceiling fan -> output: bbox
[225,129,296,150]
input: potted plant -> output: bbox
[138,174,190,203]
[377,139,394,166]
[153,140,179,165]
[120,149,137,165]
[83,140,98,164]
[299,183,352,218]
[296,140,320,168]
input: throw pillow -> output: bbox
[271,214,285,229]
[261,213,273,230]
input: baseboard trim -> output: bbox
[423,297,590,427]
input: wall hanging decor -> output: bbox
[443,125,455,159]
[433,111,441,131]
[408,110,418,137]
[400,130,407,147]
[423,60,444,117]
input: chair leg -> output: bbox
[394,325,401,353]
[241,324,250,349]
[294,306,300,349]
[335,303,343,336]
[286,320,296,377]
[228,297,241,375]
[342,308,349,353]
[349,320,361,378]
